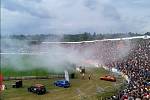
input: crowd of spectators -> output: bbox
[105,38,150,100]
[60,37,150,99]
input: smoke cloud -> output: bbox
[1,37,133,73]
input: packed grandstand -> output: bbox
[105,36,150,99]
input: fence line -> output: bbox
[3,74,65,81]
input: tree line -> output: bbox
[6,32,150,42]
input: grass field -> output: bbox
[1,54,75,77]
[1,68,124,100]
[1,68,50,77]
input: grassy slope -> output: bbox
[1,68,124,100]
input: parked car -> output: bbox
[12,80,23,88]
[28,84,46,95]
[54,80,70,88]
[100,75,116,82]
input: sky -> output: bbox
[1,0,150,35]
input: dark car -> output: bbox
[12,80,23,88]
[28,84,46,95]
[54,80,70,88]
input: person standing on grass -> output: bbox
[82,73,85,79]
[88,74,91,80]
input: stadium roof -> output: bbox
[42,35,150,44]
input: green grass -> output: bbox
[1,54,74,77]
[1,68,124,100]
[1,68,49,77]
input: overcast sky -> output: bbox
[1,0,150,35]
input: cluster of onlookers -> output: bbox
[105,38,150,100]
[65,38,150,100]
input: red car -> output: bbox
[100,75,116,82]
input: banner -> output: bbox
[64,70,69,82]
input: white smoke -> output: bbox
[1,38,94,72]
[1,37,133,72]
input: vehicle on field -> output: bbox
[100,75,116,82]
[12,80,23,88]
[28,84,46,95]
[54,80,70,88]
